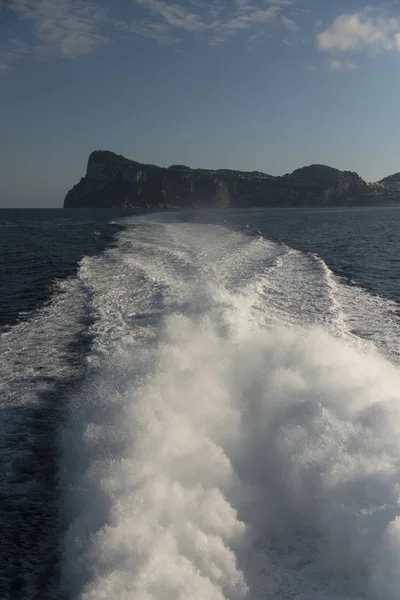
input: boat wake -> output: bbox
[59,215,400,600]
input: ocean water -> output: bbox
[1,207,400,600]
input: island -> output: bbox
[63,150,399,209]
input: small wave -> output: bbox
[0,277,90,598]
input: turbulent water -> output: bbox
[1,208,400,599]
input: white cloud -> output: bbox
[328,57,359,71]
[328,58,343,70]
[317,10,400,54]
[281,15,298,31]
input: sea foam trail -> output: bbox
[62,217,400,600]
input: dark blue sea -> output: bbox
[1,207,400,600]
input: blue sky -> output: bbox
[2,0,400,207]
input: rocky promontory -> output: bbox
[63,150,398,209]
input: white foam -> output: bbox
[61,216,400,599]
[0,276,88,461]
[0,276,89,597]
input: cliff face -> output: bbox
[380,172,400,192]
[63,150,396,209]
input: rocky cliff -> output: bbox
[380,172,400,192]
[63,150,398,209]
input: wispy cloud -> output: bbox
[317,9,400,54]
[135,0,207,33]
[2,0,110,61]
[134,0,283,45]
[281,15,298,31]
[0,36,31,70]
[265,0,293,5]
[245,29,270,49]
[1,0,300,70]
[125,19,180,45]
